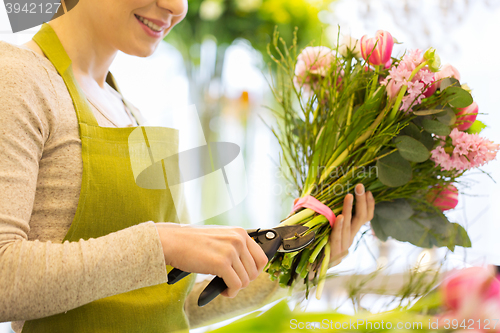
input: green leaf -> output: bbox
[422,118,451,136]
[420,131,435,150]
[412,212,471,251]
[395,135,430,162]
[376,151,412,187]
[440,77,460,91]
[445,223,472,250]
[372,208,472,251]
[409,289,443,313]
[400,122,421,140]
[367,179,385,191]
[370,214,388,241]
[466,120,487,134]
[372,215,435,248]
[375,199,414,221]
[436,107,457,126]
[208,299,292,333]
[413,105,449,116]
[443,86,473,108]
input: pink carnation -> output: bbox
[430,128,499,171]
[294,46,336,94]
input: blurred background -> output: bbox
[1,0,500,332]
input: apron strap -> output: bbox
[105,72,145,126]
[32,23,99,126]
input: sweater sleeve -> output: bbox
[0,49,168,322]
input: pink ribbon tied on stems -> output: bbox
[292,195,336,228]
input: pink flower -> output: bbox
[426,184,458,211]
[360,30,394,66]
[456,101,479,131]
[402,49,424,71]
[295,46,335,78]
[423,81,437,97]
[421,68,437,97]
[381,49,435,112]
[430,128,500,171]
[434,64,461,88]
[385,79,401,100]
[440,266,500,331]
[384,58,392,69]
[441,266,500,311]
[294,46,335,93]
[388,63,412,82]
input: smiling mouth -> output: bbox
[134,14,164,33]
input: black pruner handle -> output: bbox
[198,276,227,307]
[167,268,191,285]
[197,232,283,307]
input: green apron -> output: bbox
[22,23,195,333]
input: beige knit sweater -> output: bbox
[0,40,171,332]
[0,40,282,332]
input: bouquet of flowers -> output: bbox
[264,29,499,298]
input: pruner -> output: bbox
[167,225,315,307]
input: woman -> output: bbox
[0,0,375,331]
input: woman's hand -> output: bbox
[155,224,269,298]
[329,183,375,267]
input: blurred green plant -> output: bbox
[205,299,438,332]
[162,1,334,227]
[165,0,330,61]
[202,263,450,333]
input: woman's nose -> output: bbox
[157,0,188,17]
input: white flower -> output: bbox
[338,35,361,58]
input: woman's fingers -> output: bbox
[328,185,376,268]
[157,224,269,299]
[353,184,367,225]
[342,193,353,225]
[244,235,268,280]
[331,215,343,255]
[329,215,344,266]
[219,258,244,298]
[367,191,375,221]
[342,209,351,251]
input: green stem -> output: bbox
[279,208,315,226]
[309,237,328,263]
[346,94,354,127]
[317,149,350,185]
[368,65,380,98]
[295,248,312,275]
[312,102,320,126]
[354,102,391,146]
[314,103,391,187]
[304,215,328,228]
[316,154,385,202]
[315,242,331,300]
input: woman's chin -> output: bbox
[125,43,158,58]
